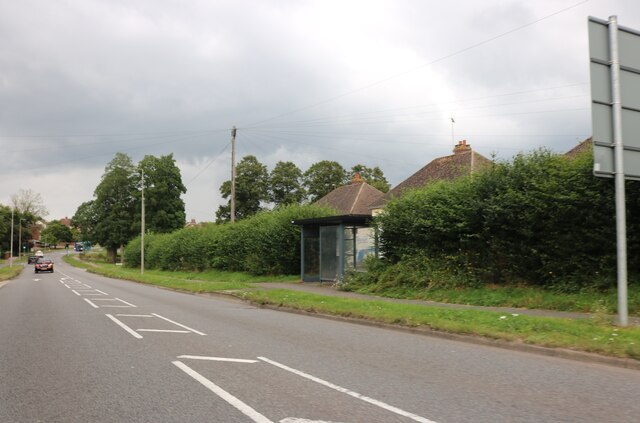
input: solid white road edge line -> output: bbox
[151,313,206,335]
[105,314,143,339]
[172,361,273,423]
[258,357,437,423]
[177,355,259,363]
[137,329,191,333]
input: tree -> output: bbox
[303,161,348,202]
[269,161,305,206]
[216,155,269,221]
[92,153,138,262]
[350,164,390,193]
[0,204,12,255]
[72,200,98,242]
[137,154,186,233]
[11,188,48,219]
[40,221,73,248]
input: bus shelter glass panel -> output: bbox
[344,226,356,270]
[355,227,376,270]
[320,225,339,281]
[302,226,320,281]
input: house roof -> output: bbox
[564,137,592,158]
[314,177,384,216]
[369,140,492,209]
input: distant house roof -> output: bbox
[564,137,592,158]
[315,174,384,216]
[370,140,492,209]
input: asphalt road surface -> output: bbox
[1,252,639,423]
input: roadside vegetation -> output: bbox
[122,203,334,275]
[0,265,22,282]
[65,253,640,360]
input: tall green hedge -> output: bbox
[377,149,640,289]
[123,204,333,275]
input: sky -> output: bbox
[1,0,638,223]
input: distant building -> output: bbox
[59,216,72,227]
[564,137,592,158]
[369,140,492,215]
[185,218,201,228]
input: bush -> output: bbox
[376,148,640,290]
[123,204,334,275]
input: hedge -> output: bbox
[123,204,333,275]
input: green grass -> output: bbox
[0,265,23,281]
[241,289,640,359]
[62,255,640,360]
[63,254,298,292]
[345,284,640,316]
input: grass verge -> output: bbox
[63,255,640,360]
[63,254,296,292]
[0,265,23,281]
[241,289,640,360]
[344,284,640,316]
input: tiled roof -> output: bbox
[315,181,384,216]
[564,137,592,158]
[369,144,491,209]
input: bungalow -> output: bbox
[370,140,492,215]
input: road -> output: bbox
[1,252,639,423]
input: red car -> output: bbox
[34,258,54,273]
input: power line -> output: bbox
[241,0,590,129]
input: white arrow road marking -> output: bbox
[177,355,258,363]
[105,314,143,339]
[258,357,437,423]
[173,360,273,423]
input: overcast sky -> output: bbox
[1,0,638,223]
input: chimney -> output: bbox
[351,172,365,184]
[453,139,472,154]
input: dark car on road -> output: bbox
[34,258,54,273]
[27,256,38,264]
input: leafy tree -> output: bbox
[40,221,73,248]
[11,188,48,219]
[269,161,305,206]
[350,164,390,193]
[0,204,12,255]
[92,153,138,262]
[137,154,186,233]
[216,155,269,221]
[303,160,348,202]
[72,200,98,242]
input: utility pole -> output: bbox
[9,207,14,267]
[230,126,237,223]
[141,168,145,275]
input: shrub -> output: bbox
[123,204,333,275]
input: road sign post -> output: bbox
[589,16,640,326]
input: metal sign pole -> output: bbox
[608,15,628,326]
